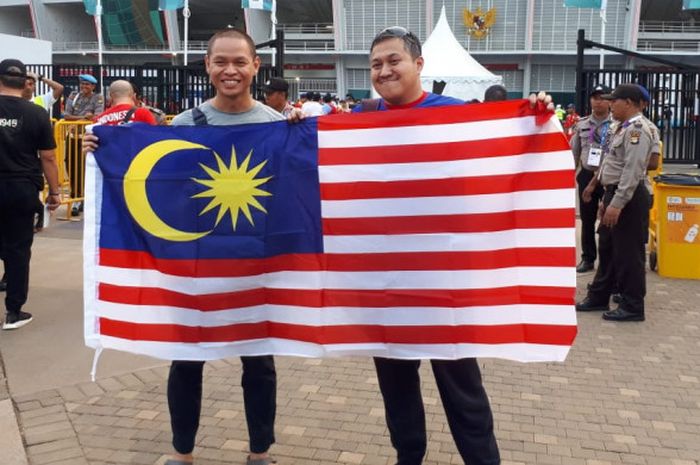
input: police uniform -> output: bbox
[570,113,611,268]
[64,91,104,118]
[585,111,653,320]
[63,89,103,209]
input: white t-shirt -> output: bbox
[301,101,324,117]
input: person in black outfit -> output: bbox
[0,58,60,330]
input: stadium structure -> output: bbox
[0,0,699,101]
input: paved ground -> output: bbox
[0,213,699,465]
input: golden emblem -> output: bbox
[462,7,497,39]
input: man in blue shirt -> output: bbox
[357,27,501,465]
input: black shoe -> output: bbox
[575,297,609,312]
[576,260,595,273]
[71,206,80,217]
[602,308,644,322]
[3,311,33,330]
[612,293,622,304]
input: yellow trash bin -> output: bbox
[654,173,700,279]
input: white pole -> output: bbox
[599,12,606,69]
[183,0,190,66]
[96,0,104,90]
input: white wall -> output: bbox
[0,33,52,64]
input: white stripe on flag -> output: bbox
[318,116,561,148]
[97,266,575,294]
[318,151,574,183]
[321,188,575,218]
[323,228,576,253]
[97,302,577,327]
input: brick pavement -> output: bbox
[4,224,700,465]
[8,266,700,465]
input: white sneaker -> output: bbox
[3,311,33,330]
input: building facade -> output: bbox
[1,0,699,102]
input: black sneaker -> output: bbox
[3,311,33,330]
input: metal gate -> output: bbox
[575,30,700,164]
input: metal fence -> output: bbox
[576,29,700,165]
[26,63,279,117]
[579,69,699,165]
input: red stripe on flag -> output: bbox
[321,170,575,200]
[99,318,577,345]
[318,133,569,166]
[317,99,537,131]
[323,209,575,235]
[99,284,575,311]
[99,246,574,277]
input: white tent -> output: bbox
[420,6,502,101]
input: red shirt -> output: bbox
[95,103,156,126]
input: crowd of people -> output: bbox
[1,20,658,465]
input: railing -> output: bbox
[637,39,700,53]
[279,23,333,34]
[54,40,335,53]
[639,21,700,34]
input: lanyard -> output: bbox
[588,120,610,147]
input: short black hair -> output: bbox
[484,85,508,102]
[0,75,26,89]
[207,28,257,58]
[370,26,422,59]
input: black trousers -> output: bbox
[374,357,500,465]
[588,183,650,314]
[168,356,276,455]
[576,168,604,263]
[0,179,37,314]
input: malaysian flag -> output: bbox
[84,100,577,363]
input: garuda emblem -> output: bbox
[463,7,496,39]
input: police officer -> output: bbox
[570,85,611,273]
[64,74,103,120]
[576,84,653,322]
[63,74,103,216]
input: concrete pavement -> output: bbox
[0,217,699,465]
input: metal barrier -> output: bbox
[53,120,92,220]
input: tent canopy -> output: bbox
[420,6,502,101]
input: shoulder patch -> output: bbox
[629,130,641,145]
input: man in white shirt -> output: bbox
[22,71,64,114]
[300,91,324,117]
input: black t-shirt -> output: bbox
[0,95,56,190]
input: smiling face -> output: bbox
[370,37,424,106]
[205,35,260,104]
[79,80,95,96]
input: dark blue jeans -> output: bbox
[168,356,276,454]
